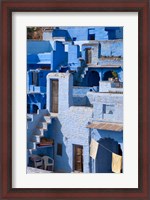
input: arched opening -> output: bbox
[96,138,122,173]
[103,70,118,81]
[32,104,39,114]
[87,71,100,87]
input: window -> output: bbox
[88,28,95,40]
[73,37,76,41]
[103,104,115,114]
[57,143,62,156]
[89,34,95,40]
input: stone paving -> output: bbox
[27,167,52,173]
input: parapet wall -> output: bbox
[99,81,123,93]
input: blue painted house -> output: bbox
[43,27,123,41]
[27,27,123,173]
[27,72,123,173]
[27,69,51,113]
[27,39,68,113]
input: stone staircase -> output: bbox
[27,110,53,156]
[80,67,88,80]
[76,66,89,85]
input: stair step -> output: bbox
[33,128,45,136]
[27,110,51,154]
[43,116,52,123]
[31,135,41,143]
[36,122,48,129]
[28,149,33,155]
[27,142,36,150]
[32,132,43,137]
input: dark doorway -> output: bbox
[32,104,39,114]
[88,71,100,87]
[74,145,83,172]
[96,138,122,173]
[27,104,30,113]
[51,79,58,113]
[86,48,92,64]
[32,71,39,86]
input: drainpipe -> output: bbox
[46,77,51,112]
[88,125,94,173]
[88,126,97,173]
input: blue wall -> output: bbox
[61,27,109,41]
[27,69,51,92]
[46,73,93,172]
[27,69,51,113]
[105,27,123,40]
[57,27,123,41]
[27,41,53,54]
[52,29,72,41]
[87,92,123,123]
[100,40,123,57]
[46,107,93,172]
[27,93,46,113]
[51,41,68,71]
[68,44,80,64]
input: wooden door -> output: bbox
[86,48,92,64]
[51,80,58,113]
[74,145,83,172]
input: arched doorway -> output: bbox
[103,70,118,81]
[96,138,122,173]
[87,71,100,87]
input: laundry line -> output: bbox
[90,139,122,173]
[98,143,115,154]
[98,143,123,173]
[90,138,122,159]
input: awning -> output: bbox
[86,122,123,132]
[87,64,121,68]
[99,65,122,69]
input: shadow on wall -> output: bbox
[27,104,39,114]
[47,117,71,173]
[99,130,123,144]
